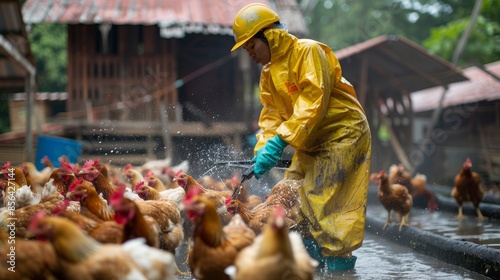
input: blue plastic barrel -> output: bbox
[35,135,83,170]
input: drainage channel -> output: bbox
[366,185,500,279]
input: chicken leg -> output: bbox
[383,210,392,230]
[475,207,487,220]
[399,214,410,231]
[455,206,466,220]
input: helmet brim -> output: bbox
[231,38,249,52]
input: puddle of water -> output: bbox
[368,202,500,250]
[176,229,490,280]
[315,231,491,280]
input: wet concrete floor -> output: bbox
[367,185,500,251]
[175,184,496,279]
[176,228,491,280]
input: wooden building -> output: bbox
[335,35,468,176]
[21,0,308,170]
[411,61,500,185]
[0,0,37,163]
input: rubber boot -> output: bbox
[302,239,325,267]
[325,255,357,270]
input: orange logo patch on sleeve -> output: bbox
[285,82,298,95]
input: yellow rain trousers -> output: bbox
[254,28,372,257]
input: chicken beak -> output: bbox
[66,191,74,199]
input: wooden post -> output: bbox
[82,25,89,122]
[377,98,414,173]
[160,103,173,159]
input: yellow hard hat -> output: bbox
[231,3,280,52]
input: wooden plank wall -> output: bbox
[66,24,178,122]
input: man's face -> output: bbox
[243,37,270,66]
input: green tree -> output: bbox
[298,0,472,50]
[28,23,67,91]
[298,0,499,66]
[423,0,500,67]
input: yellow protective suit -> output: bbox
[254,28,372,257]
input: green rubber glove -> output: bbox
[252,135,288,179]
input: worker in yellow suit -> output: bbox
[232,3,372,270]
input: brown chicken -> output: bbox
[226,179,301,235]
[53,198,123,244]
[377,170,413,231]
[411,173,438,213]
[0,229,59,280]
[136,202,184,254]
[226,206,317,280]
[78,160,118,201]
[231,183,263,210]
[175,172,233,225]
[21,161,53,188]
[124,163,147,189]
[183,189,255,280]
[28,212,178,280]
[451,158,486,220]
[48,161,77,195]
[0,184,64,239]
[1,161,30,191]
[388,163,413,194]
[134,181,186,206]
[66,178,115,222]
[66,179,183,253]
[109,186,160,248]
[144,170,167,191]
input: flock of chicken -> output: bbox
[0,156,316,280]
[371,157,487,232]
[0,154,486,279]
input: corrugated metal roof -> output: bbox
[0,0,35,94]
[22,0,308,38]
[411,61,500,112]
[336,35,468,95]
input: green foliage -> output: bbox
[424,16,500,66]
[298,0,500,65]
[28,23,67,92]
[299,0,471,50]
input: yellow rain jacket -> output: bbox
[254,28,372,257]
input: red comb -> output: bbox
[109,185,127,206]
[225,196,232,206]
[2,161,11,170]
[60,161,75,172]
[184,187,203,202]
[52,199,70,216]
[144,171,155,179]
[124,164,132,171]
[68,178,84,192]
[134,181,146,191]
[82,160,95,170]
[29,211,47,232]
